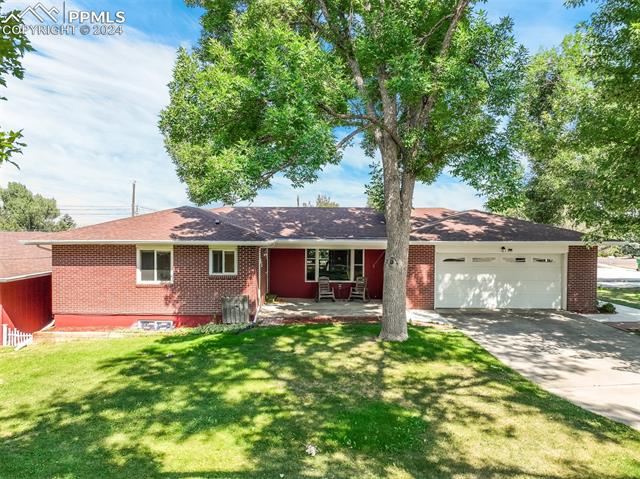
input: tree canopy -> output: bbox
[161,0,526,207]
[495,0,640,240]
[0,182,76,232]
[303,194,339,207]
[0,0,32,167]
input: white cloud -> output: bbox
[413,182,485,211]
[0,23,189,225]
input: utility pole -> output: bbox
[131,181,136,217]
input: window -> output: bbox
[210,247,237,275]
[306,249,316,281]
[533,257,554,263]
[472,257,496,263]
[354,249,364,279]
[503,257,527,263]
[138,248,172,283]
[443,257,466,263]
[305,249,364,282]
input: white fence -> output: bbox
[2,324,33,348]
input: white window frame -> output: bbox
[136,246,173,284]
[209,246,238,276]
[304,248,365,283]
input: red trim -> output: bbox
[54,313,217,330]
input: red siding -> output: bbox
[365,249,385,299]
[52,245,261,328]
[268,249,316,298]
[0,275,52,342]
[268,248,385,299]
[406,245,435,309]
[567,245,598,313]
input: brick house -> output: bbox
[23,206,598,329]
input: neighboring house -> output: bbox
[22,206,598,330]
[1,232,53,343]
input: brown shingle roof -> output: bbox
[0,232,52,281]
[212,207,458,239]
[410,210,584,242]
[21,206,585,244]
[31,206,267,243]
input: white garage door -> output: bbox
[435,253,563,309]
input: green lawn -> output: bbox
[0,324,639,478]
[598,287,640,310]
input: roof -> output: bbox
[21,206,586,245]
[0,232,52,282]
[26,206,267,243]
[212,207,455,239]
[410,210,584,242]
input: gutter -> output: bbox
[19,238,607,248]
[0,271,52,283]
[20,239,276,246]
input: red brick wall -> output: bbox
[406,245,435,309]
[52,244,260,317]
[567,245,598,313]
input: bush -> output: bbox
[598,302,616,314]
[189,322,249,335]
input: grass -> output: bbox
[0,324,639,478]
[598,287,640,310]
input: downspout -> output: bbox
[254,247,264,323]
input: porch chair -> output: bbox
[348,276,368,302]
[317,276,336,302]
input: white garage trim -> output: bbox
[435,251,566,309]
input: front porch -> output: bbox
[258,299,449,326]
[259,299,383,322]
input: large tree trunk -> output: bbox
[379,140,415,341]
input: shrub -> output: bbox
[189,322,249,335]
[598,302,616,314]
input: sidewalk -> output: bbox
[598,264,640,287]
[584,302,640,324]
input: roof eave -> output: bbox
[0,271,52,283]
[20,239,274,246]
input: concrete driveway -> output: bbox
[439,310,640,430]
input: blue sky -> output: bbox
[1,0,595,225]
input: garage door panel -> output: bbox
[436,254,563,309]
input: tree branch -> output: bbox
[320,102,406,155]
[418,13,454,46]
[410,0,471,158]
[335,125,368,150]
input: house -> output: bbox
[1,232,53,343]
[22,206,598,330]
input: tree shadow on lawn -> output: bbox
[0,324,638,478]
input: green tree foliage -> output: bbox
[497,0,640,239]
[303,194,339,207]
[365,162,384,211]
[160,0,526,340]
[0,182,76,231]
[0,0,33,167]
